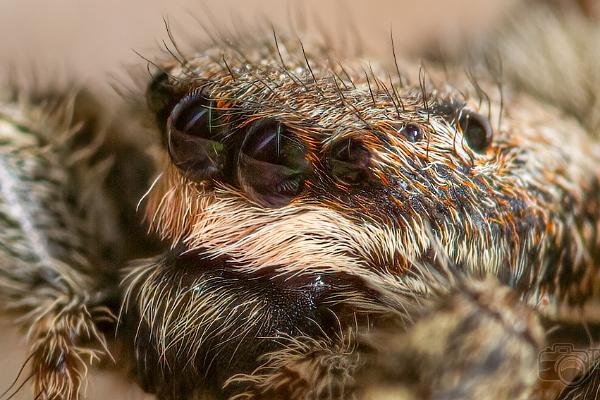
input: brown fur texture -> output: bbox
[122,1,600,398]
[2,1,600,399]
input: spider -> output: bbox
[0,1,599,399]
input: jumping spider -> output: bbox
[0,2,599,399]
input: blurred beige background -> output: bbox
[0,0,514,93]
[0,1,512,398]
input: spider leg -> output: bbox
[0,89,120,400]
[555,356,600,400]
[356,277,545,400]
[216,276,546,400]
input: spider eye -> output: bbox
[147,71,180,133]
[167,92,226,181]
[147,71,170,113]
[459,110,493,153]
[400,123,423,142]
[237,120,310,207]
[328,139,371,185]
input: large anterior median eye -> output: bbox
[167,92,226,181]
[238,120,310,207]
[459,110,493,153]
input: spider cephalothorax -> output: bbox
[121,29,600,399]
[2,3,600,400]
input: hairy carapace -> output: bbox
[2,3,600,400]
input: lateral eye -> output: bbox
[147,71,172,131]
[167,91,226,181]
[328,139,371,185]
[238,120,310,208]
[459,110,493,153]
[399,123,423,142]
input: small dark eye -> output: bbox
[400,123,423,142]
[459,110,493,153]
[147,71,179,133]
[147,71,173,112]
[167,92,226,181]
[328,139,371,185]
[237,120,310,207]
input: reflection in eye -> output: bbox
[328,139,371,185]
[167,92,226,181]
[400,123,423,142]
[237,120,310,208]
